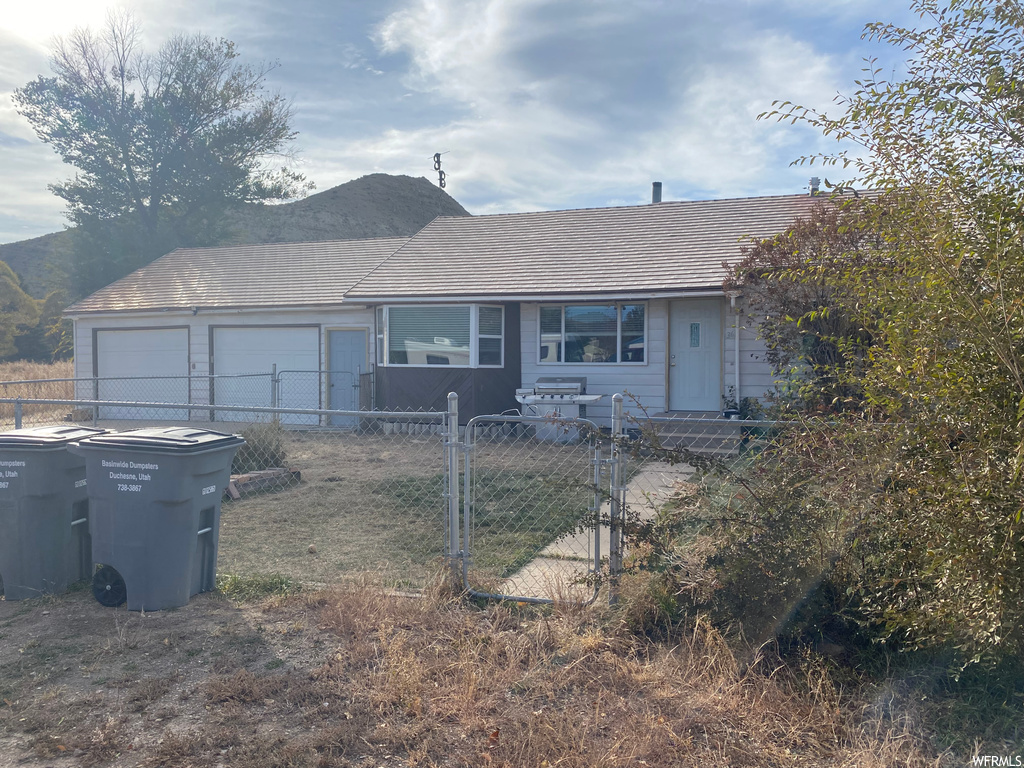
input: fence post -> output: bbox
[609,393,625,605]
[446,392,461,584]
[270,364,279,424]
[14,398,22,429]
[92,377,99,425]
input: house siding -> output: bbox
[519,299,670,424]
[723,298,779,405]
[72,306,374,413]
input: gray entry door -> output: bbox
[668,299,723,412]
[328,330,367,427]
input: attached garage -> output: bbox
[211,326,321,424]
[94,328,190,419]
[65,238,406,425]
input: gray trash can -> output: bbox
[72,427,244,611]
[0,425,106,600]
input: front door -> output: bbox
[328,330,367,427]
[668,299,722,412]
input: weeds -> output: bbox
[104,609,148,653]
[0,582,980,766]
[216,572,301,601]
[231,421,288,474]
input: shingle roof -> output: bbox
[65,237,409,314]
[66,193,831,314]
[346,194,825,300]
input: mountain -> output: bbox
[0,174,470,298]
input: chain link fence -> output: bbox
[0,376,779,602]
[0,377,450,592]
[460,414,604,604]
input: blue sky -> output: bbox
[0,0,920,244]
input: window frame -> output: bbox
[537,302,648,365]
[376,304,505,369]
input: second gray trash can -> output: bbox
[72,427,244,611]
[0,425,106,600]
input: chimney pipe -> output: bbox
[651,181,662,204]
[809,177,820,196]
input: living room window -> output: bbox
[378,305,504,367]
[539,303,646,364]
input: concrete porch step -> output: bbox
[638,413,744,457]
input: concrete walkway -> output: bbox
[501,459,696,601]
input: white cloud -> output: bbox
[0,2,114,47]
[0,0,913,241]
[355,0,875,212]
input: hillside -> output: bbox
[0,174,470,298]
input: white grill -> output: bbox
[515,377,602,406]
[515,378,603,442]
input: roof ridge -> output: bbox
[427,192,823,222]
[167,234,411,254]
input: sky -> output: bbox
[0,0,921,245]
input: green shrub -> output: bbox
[231,421,287,474]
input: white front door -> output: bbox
[668,299,722,412]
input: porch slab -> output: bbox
[637,413,743,457]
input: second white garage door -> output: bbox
[212,326,321,423]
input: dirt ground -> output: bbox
[0,585,371,768]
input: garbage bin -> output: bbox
[0,425,107,600]
[72,427,244,611]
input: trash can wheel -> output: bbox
[92,565,127,607]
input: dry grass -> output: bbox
[0,359,75,425]
[216,431,599,594]
[0,578,951,768]
[0,359,73,383]
[290,582,938,768]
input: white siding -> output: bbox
[520,300,669,425]
[722,298,779,404]
[70,307,374,418]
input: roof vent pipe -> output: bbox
[652,181,662,204]
[809,177,820,196]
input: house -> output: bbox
[65,191,824,426]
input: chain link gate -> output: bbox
[457,412,610,605]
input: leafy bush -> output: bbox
[231,421,288,474]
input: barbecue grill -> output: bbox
[515,377,603,442]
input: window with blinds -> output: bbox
[379,305,504,367]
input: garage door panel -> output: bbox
[212,327,320,424]
[95,329,189,420]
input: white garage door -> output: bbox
[95,328,190,420]
[212,326,320,424]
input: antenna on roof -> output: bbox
[432,152,448,189]
[823,178,860,197]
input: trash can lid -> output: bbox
[0,425,107,448]
[75,426,244,454]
